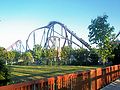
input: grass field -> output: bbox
[10,65,101,84]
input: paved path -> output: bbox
[101,78,120,90]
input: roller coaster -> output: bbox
[26,21,91,51]
[6,40,25,53]
[6,21,120,53]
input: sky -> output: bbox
[0,0,120,49]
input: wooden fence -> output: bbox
[0,64,120,90]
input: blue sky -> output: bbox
[0,0,120,48]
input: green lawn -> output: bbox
[10,65,101,84]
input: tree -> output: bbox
[33,44,42,62]
[61,46,73,65]
[0,47,8,64]
[12,51,21,63]
[72,48,90,65]
[88,15,114,65]
[20,51,33,65]
[112,41,120,65]
[89,48,99,65]
[7,51,15,65]
[0,59,11,86]
[41,48,57,65]
[40,49,47,65]
[0,47,11,86]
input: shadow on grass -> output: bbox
[11,68,83,84]
[10,65,101,84]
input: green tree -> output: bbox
[7,51,15,65]
[0,47,8,64]
[88,15,114,65]
[0,47,11,86]
[33,44,42,62]
[72,48,90,65]
[21,51,33,65]
[40,49,47,65]
[89,48,99,65]
[112,41,120,65]
[0,60,11,86]
[43,48,57,65]
[12,51,21,63]
[61,46,73,65]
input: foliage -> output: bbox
[61,46,73,65]
[88,15,114,64]
[33,44,42,62]
[40,48,58,65]
[88,15,114,45]
[0,47,21,65]
[20,51,33,65]
[112,42,120,65]
[7,51,15,65]
[71,48,90,65]
[0,60,11,86]
[46,48,57,65]
[0,47,11,86]
[89,48,99,65]
[0,47,8,63]
[12,51,21,63]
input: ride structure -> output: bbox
[6,22,120,54]
[26,21,91,51]
[114,31,120,40]
[6,40,25,53]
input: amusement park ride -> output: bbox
[6,40,25,53]
[6,21,120,53]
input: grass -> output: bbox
[10,65,102,84]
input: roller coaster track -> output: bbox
[114,31,120,40]
[6,22,120,52]
[6,40,25,53]
[26,21,91,50]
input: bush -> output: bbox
[89,49,99,65]
[0,59,11,86]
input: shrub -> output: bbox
[0,59,11,86]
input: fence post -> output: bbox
[33,84,36,90]
[102,68,106,87]
[70,74,72,90]
[87,70,91,90]
[118,64,120,77]
[54,76,57,90]
[106,66,111,84]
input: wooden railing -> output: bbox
[0,64,120,90]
